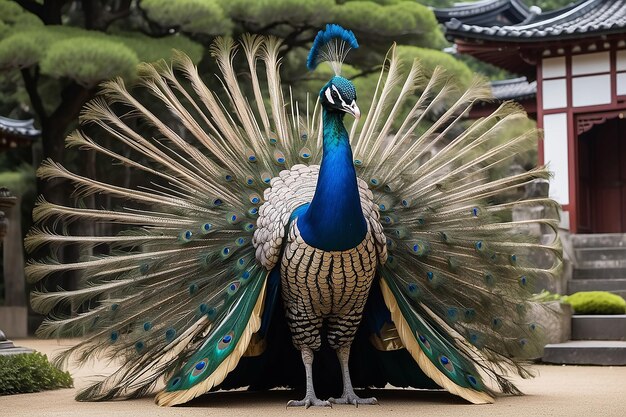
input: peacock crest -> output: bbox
[307,23,359,75]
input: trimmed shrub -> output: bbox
[0,352,73,394]
[564,291,626,315]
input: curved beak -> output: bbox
[344,100,360,119]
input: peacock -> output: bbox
[25,24,562,407]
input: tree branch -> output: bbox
[100,1,132,31]
[235,19,290,34]
[49,81,95,132]
[12,0,69,24]
[82,0,132,31]
[42,0,66,24]
[20,67,47,122]
[135,0,176,37]
[11,0,46,22]
[81,0,98,29]
[349,66,382,80]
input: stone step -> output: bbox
[571,315,626,341]
[573,267,626,279]
[575,247,626,263]
[567,279,626,296]
[570,233,626,248]
[542,340,626,365]
[577,259,626,269]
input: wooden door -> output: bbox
[579,117,626,233]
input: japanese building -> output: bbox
[436,0,626,234]
[0,116,39,152]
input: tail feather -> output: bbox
[380,278,495,404]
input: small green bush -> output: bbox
[0,352,73,394]
[563,291,626,315]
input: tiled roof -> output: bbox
[490,77,536,100]
[0,116,40,138]
[441,0,626,41]
[433,0,531,24]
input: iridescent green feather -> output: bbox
[156,272,266,406]
[381,274,493,402]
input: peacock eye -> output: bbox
[331,90,339,99]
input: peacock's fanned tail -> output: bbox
[27,34,561,405]
[26,35,322,403]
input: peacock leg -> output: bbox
[329,345,378,406]
[287,347,331,408]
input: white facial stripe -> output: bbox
[325,88,334,104]
[331,85,348,107]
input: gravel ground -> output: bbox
[3,338,625,417]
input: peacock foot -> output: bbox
[329,392,378,407]
[287,396,332,409]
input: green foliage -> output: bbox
[417,0,455,7]
[397,45,473,86]
[41,37,139,87]
[0,24,203,83]
[0,165,36,196]
[0,0,457,104]
[221,0,446,50]
[141,0,232,35]
[0,33,42,69]
[457,54,514,80]
[0,0,41,36]
[533,289,566,302]
[227,0,335,28]
[418,0,577,12]
[336,1,445,48]
[0,352,73,394]
[564,291,626,315]
[537,0,578,11]
[113,32,204,64]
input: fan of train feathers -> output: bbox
[26,32,562,405]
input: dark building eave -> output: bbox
[440,0,626,43]
[0,116,40,151]
[446,22,626,43]
[433,0,531,26]
[470,77,537,119]
[490,76,536,101]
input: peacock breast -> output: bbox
[280,218,378,317]
[253,164,388,272]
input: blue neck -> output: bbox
[298,109,367,251]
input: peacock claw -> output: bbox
[328,393,378,407]
[287,397,332,409]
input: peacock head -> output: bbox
[320,76,360,118]
[307,24,360,119]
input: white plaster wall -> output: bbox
[572,75,611,107]
[543,113,569,206]
[618,72,626,96]
[559,210,570,231]
[617,50,626,71]
[542,57,566,78]
[543,79,567,109]
[572,52,610,75]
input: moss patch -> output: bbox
[0,352,73,394]
[564,291,626,315]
